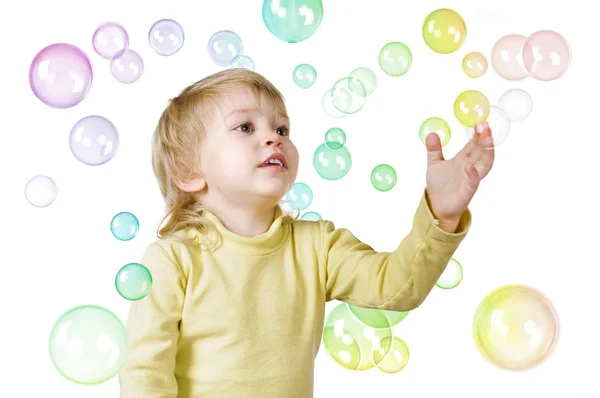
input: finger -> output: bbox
[426,133,445,164]
[465,162,481,188]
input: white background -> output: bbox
[1,0,599,396]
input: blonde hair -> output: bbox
[151,68,295,250]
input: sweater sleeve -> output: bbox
[321,189,472,311]
[118,242,186,397]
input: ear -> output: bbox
[175,175,206,193]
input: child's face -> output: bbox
[198,89,299,207]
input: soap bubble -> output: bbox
[349,67,377,96]
[262,0,324,43]
[329,77,367,114]
[48,305,127,384]
[348,304,408,328]
[29,43,93,109]
[371,164,397,192]
[466,105,511,150]
[25,175,58,207]
[230,55,255,70]
[454,90,490,127]
[419,117,451,147]
[322,89,347,119]
[324,127,347,150]
[92,22,129,60]
[293,64,317,88]
[322,326,361,370]
[422,8,466,54]
[148,19,185,56]
[522,30,571,81]
[115,263,153,301]
[491,34,528,81]
[379,42,412,77]
[473,285,559,371]
[110,49,144,84]
[286,182,313,210]
[300,211,322,221]
[313,143,352,180]
[373,336,410,373]
[207,30,243,66]
[462,51,488,78]
[436,258,463,289]
[497,89,533,122]
[69,115,119,166]
[110,212,139,241]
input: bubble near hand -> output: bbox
[466,105,511,150]
[148,19,185,56]
[371,164,397,192]
[462,51,488,78]
[497,89,533,122]
[300,211,322,221]
[329,77,367,114]
[473,285,559,371]
[207,30,244,66]
[373,336,410,374]
[69,116,119,166]
[293,64,317,88]
[422,8,466,54]
[454,90,490,127]
[29,43,93,109]
[115,263,153,300]
[285,182,313,210]
[378,42,412,77]
[419,117,451,147]
[324,303,393,370]
[262,0,324,43]
[110,49,144,84]
[48,305,128,384]
[111,212,139,241]
[491,34,528,81]
[436,258,463,289]
[522,30,571,81]
[324,127,346,150]
[92,22,129,60]
[313,143,352,180]
[25,175,58,207]
[349,67,377,96]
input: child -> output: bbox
[119,68,494,397]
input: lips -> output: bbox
[260,153,288,169]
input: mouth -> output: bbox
[259,153,288,170]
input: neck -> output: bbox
[202,200,277,237]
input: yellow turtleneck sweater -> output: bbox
[119,189,472,397]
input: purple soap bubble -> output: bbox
[29,43,93,109]
[92,22,129,60]
[69,115,119,166]
[148,19,185,56]
[110,49,144,84]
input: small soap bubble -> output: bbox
[110,49,144,84]
[313,143,352,180]
[262,0,324,43]
[454,90,490,127]
[349,67,377,96]
[422,8,466,54]
[491,34,528,81]
[373,336,410,373]
[462,51,488,78]
[115,263,153,301]
[371,164,397,192]
[230,55,255,70]
[324,127,346,150]
[436,258,463,289]
[348,304,408,328]
[92,22,129,60]
[497,89,533,122]
[322,89,347,119]
[148,19,185,56]
[286,182,313,210]
[69,115,119,166]
[293,64,317,89]
[110,212,139,241]
[207,30,243,67]
[419,117,451,147]
[378,42,412,77]
[329,77,367,114]
[466,105,511,150]
[25,175,58,207]
[300,211,322,221]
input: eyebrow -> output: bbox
[227,107,290,121]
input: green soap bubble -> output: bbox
[293,64,317,88]
[262,0,324,43]
[313,143,352,181]
[49,305,128,385]
[323,326,362,370]
[329,77,367,114]
[115,262,153,301]
[436,258,463,289]
[382,309,409,326]
[110,212,139,241]
[371,164,397,192]
[324,303,393,370]
[285,182,313,210]
[322,89,347,119]
[373,336,410,373]
[420,117,451,147]
[349,304,409,328]
[324,127,347,150]
[349,67,377,96]
[378,42,413,77]
[301,211,322,221]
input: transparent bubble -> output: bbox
[29,43,93,109]
[69,115,119,166]
[473,285,559,371]
[110,49,144,84]
[436,258,463,289]
[115,263,153,301]
[148,19,185,56]
[378,41,412,77]
[25,175,58,207]
[110,212,139,241]
[300,211,322,221]
[313,143,352,180]
[92,22,129,60]
[419,117,451,147]
[322,326,361,370]
[497,88,533,122]
[262,0,324,43]
[322,89,347,119]
[324,127,346,150]
[422,8,466,54]
[48,305,128,384]
[462,51,488,78]
[466,105,511,150]
[324,303,393,370]
[522,30,571,81]
[373,336,410,373]
[207,30,243,67]
[329,77,367,114]
[371,164,397,192]
[348,304,408,328]
[230,55,255,71]
[293,63,317,88]
[454,90,490,127]
[285,182,313,210]
[491,34,528,81]
[349,67,377,96]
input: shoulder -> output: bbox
[142,230,204,278]
[288,217,336,242]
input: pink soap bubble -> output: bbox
[522,30,571,81]
[92,22,129,60]
[110,49,144,84]
[490,34,528,81]
[29,43,93,109]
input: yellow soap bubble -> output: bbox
[453,90,490,127]
[322,326,361,370]
[373,336,410,374]
[462,51,488,78]
[473,285,559,371]
[422,8,467,54]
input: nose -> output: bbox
[262,130,283,147]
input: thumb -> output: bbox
[426,133,444,164]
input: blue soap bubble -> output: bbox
[110,212,139,241]
[286,182,313,210]
[230,55,255,70]
[148,19,185,56]
[207,30,243,66]
[69,115,119,166]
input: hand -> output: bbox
[425,122,495,231]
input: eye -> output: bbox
[235,123,254,133]
[276,126,290,136]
